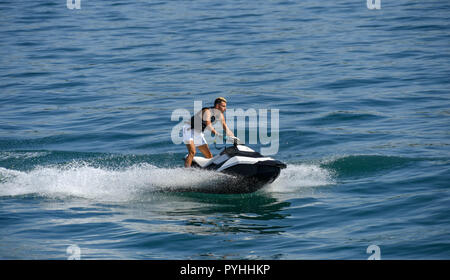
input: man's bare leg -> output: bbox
[198,144,213,159]
[185,141,196,167]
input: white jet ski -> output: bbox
[185,138,286,194]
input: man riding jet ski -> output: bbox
[182,97,235,168]
[181,97,286,193]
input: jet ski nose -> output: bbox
[258,159,287,169]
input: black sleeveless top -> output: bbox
[191,107,217,132]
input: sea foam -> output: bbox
[0,161,335,201]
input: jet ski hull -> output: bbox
[184,144,286,194]
[218,163,283,194]
[188,161,284,194]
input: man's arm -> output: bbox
[203,109,219,135]
[221,112,234,137]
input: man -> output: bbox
[183,97,237,167]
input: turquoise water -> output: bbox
[1,0,449,259]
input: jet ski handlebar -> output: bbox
[230,136,241,147]
[213,135,242,149]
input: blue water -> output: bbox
[1,0,449,259]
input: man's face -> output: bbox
[216,101,227,113]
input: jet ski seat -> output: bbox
[192,156,212,168]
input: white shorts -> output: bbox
[183,124,207,147]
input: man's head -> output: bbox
[214,97,227,113]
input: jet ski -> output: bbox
[185,138,287,194]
